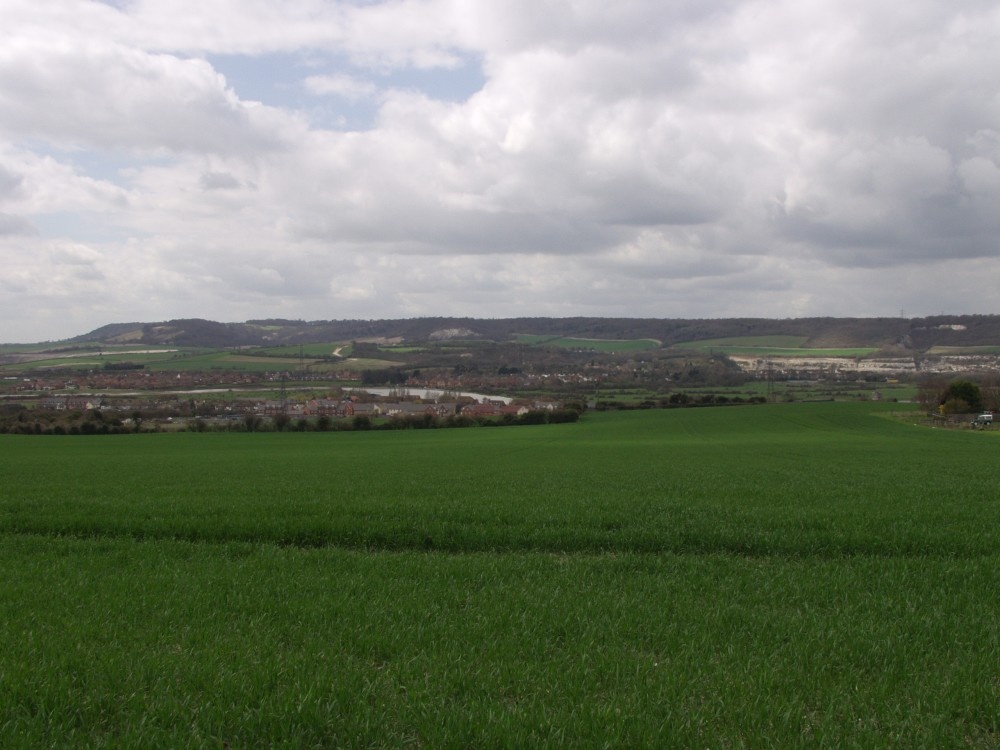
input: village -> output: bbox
[23,392,561,421]
[0,363,573,433]
[7,325,1000,434]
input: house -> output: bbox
[304,399,348,417]
[460,402,530,418]
[532,401,561,411]
[37,396,98,411]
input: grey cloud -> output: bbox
[293,205,626,256]
[69,264,106,282]
[774,139,1000,268]
[0,164,25,197]
[596,251,759,283]
[589,176,726,228]
[200,172,243,190]
[0,212,35,236]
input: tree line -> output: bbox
[0,405,582,435]
[916,378,997,414]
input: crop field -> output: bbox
[140,351,366,373]
[0,347,197,372]
[2,404,1000,746]
[514,334,661,351]
[141,351,309,372]
[0,347,343,374]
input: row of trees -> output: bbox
[238,409,581,433]
[0,407,134,435]
[0,405,582,435]
[594,394,768,411]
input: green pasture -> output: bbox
[514,334,661,352]
[674,335,878,357]
[3,404,1000,746]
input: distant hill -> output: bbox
[58,315,1000,352]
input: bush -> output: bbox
[518,410,548,425]
[942,381,982,413]
[547,409,581,424]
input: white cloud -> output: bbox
[0,39,306,156]
[0,149,130,236]
[304,73,378,101]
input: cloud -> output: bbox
[773,133,1000,266]
[0,212,34,236]
[0,38,304,155]
[0,163,25,198]
[304,73,378,101]
[199,172,244,190]
[0,148,129,219]
[3,0,1000,341]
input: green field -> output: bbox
[1,347,399,375]
[514,334,661,352]
[0,347,247,373]
[674,336,878,357]
[3,404,1000,746]
[1,347,198,371]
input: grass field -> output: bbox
[2,404,1000,746]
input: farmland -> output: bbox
[673,335,879,358]
[3,403,1000,745]
[513,334,662,352]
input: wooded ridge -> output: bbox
[62,314,1000,351]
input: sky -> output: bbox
[2,0,1000,342]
